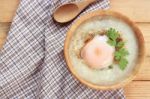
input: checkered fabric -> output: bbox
[0,0,125,98]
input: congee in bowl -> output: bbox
[64,10,144,90]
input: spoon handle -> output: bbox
[77,0,96,11]
[86,0,97,4]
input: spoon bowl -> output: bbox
[53,3,79,23]
[53,0,96,23]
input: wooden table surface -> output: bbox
[0,0,150,98]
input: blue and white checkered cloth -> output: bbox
[0,0,125,98]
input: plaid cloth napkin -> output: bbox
[0,0,125,98]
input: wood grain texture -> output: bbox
[0,22,11,48]
[0,0,150,98]
[134,23,150,80]
[0,22,11,34]
[0,0,19,22]
[124,81,150,99]
[111,0,150,22]
[0,0,150,22]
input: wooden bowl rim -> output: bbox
[64,10,145,90]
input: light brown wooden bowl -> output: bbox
[64,10,145,90]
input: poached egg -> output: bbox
[81,35,115,69]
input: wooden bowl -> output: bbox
[64,10,145,90]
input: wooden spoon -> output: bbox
[53,0,96,23]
